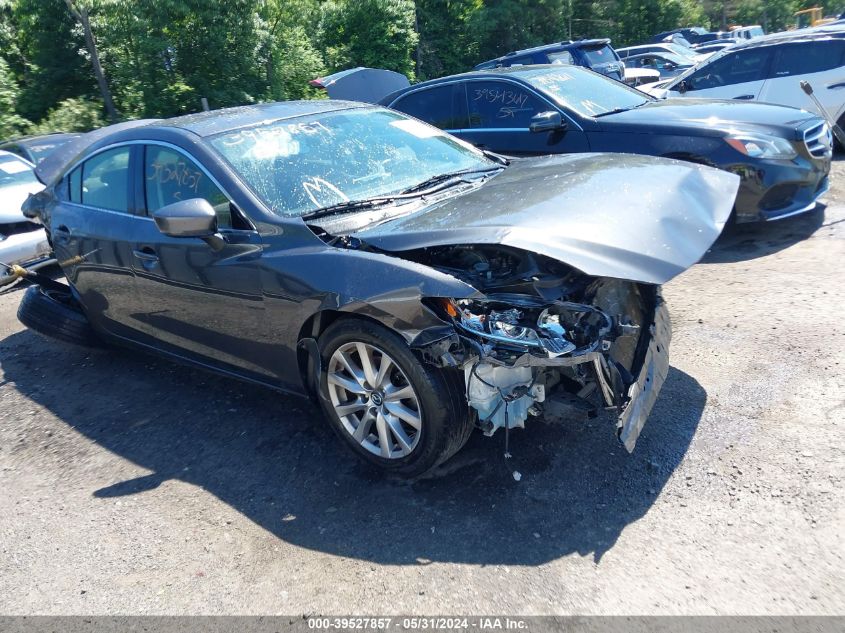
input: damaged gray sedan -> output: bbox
[19,101,739,476]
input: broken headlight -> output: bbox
[439,298,610,358]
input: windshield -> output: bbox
[666,43,697,58]
[518,67,650,117]
[0,154,38,188]
[654,52,695,67]
[210,108,491,218]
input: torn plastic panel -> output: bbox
[403,244,666,451]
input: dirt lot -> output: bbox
[0,160,843,616]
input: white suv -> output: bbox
[642,27,845,129]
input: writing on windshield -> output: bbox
[519,68,649,117]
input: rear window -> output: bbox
[581,45,617,66]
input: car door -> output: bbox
[670,47,773,101]
[52,145,142,337]
[129,142,272,380]
[460,79,589,154]
[760,39,845,120]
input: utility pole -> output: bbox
[64,0,118,123]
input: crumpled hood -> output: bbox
[0,181,44,224]
[349,153,740,285]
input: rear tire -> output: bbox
[17,284,103,349]
[317,317,472,478]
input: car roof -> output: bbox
[150,100,366,137]
[618,44,683,52]
[479,39,612,63]
[729,24,845,50]
[1,132,82,149]
[34,101,369,185]
[381,65,594,104]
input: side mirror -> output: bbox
[153,198,225,251]
[677,79,689,94]
[529,111,566,133]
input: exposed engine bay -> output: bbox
[401,244,669,451]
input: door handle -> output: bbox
[733,94,754,100]
[53,225,72,244]
[827,82,845,89]
[132,248,160,265]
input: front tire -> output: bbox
[317,318,472,477]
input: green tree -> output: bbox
[262,0,326,100]
[319,0,418,80]
[467,0,568,63]
[12,0,95,122]
[0,55,30,137]
[416,0,480,79]
[29,97,104,133]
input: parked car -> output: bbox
[691,40,737,55]
[730,25,766,40]
[658,33,695,49]
[617,43,709,64]
[380,65,831,222]
[474,39,624,81]
[0,132,82,165]
[19,101,738,476]
[623,66,661,87]
[623,52,695,79]
[651,27,714,45]
[640,27,845,132]
[0,150,51,282]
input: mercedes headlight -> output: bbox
[725,134,796,160]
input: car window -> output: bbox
[81,147,130,212]
[581,45,617,65]
[1,145,26,160]
[772,41,845,78]
[685,48,771,90]
[0,153,37,188]
[68,167,82,203]
[144,145,233,229]
[392,83,469,130]
[467,81,549,128]
[548,50,575,65]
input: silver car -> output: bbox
[0,150,52,283]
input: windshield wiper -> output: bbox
[301,196,399,220]
[401,166,503,194]
[594,107,631,117]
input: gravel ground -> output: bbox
[0,160,843,616]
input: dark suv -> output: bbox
[474,39,624,81]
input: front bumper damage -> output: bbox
[423,285,671,454]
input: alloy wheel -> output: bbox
[326,341,422,459]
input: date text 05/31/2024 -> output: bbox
[307,618,529,630]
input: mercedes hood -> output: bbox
[345,153,739,285]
